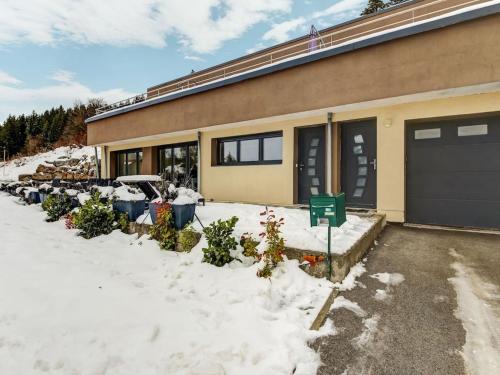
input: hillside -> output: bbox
[0,145,100,182]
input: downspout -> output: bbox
[94,147,101,179]
[103,146,108,180]
[197,131,201,193]
[326,112,333,194]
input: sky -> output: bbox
[0,0,367,122]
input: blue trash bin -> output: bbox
[113,200,146,221]
[28,191,41,204]
[172,203,196,230]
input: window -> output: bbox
[217,132,283,165]
[263,137,282,161]
[458,124,488,137]
[415,128,441,140]
[115,149,142,176]
[158,142,198,190]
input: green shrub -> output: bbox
[149,203,176,251]
[116,212,129,234]
[202,216,239,267]
[73,193,115,239]
[41,193,72,222]
[178,225,200,252]
[257,209,285,278]
[240,232,259,259]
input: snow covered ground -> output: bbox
[0,146,98,182]
[449,249,500,374]
[190,202,374,254]
[0,193,335,375]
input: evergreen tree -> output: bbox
[0,98,106,159]
[361,0,388,15]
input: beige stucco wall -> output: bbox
[200,116,325,205]
[334,91,500,222]
[98,90,500,223]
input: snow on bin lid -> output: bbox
[172,195,196,205]
[115,175,161,183]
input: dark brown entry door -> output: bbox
[297,126,325,204]
[341,120,377,208]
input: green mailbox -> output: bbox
[309,193,346,228]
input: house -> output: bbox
[86,0,500,230]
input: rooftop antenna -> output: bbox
[309,25,326,52]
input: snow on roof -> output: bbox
[87,0,500,124]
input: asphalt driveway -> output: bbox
[312,224,500,375]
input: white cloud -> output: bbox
[0,70,134,122]
[0,71,22,86]
[246,42,267,54]
[184,55,205,62]
[312,0,366,21]
[0,0,292,53]
[50,70,76,84]
[262,17,306,43]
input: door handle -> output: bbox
[295,163,305,171]
[370,158,377,171]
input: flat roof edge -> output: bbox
[86,3,500,124]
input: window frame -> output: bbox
[217,131,283,166]
[157,141,198,189]
[115,148,143,176]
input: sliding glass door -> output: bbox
[158,142,198,190]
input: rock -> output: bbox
[52,160,68,167]
[36,164,56,174]
[68,158,80,167]
[32,173,53,181]
[18,174,32,182]
[75,173,89,181]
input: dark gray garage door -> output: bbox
[406,114,500,229]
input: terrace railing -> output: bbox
[95,0,485,115]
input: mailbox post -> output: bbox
[309,193,347,279]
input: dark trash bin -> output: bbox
[28,191,41,204]
[172,203,196,230]
[113,199,146,221]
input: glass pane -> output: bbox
[173,147,187,185]
[137,151,142,174]
[308,168,316,176]
[458,124,488,137]
[240,139,259,162]
[312,177,320,186]
[358,156,367,165]
[356,178,367,187]
[222,141,237,163]
[353,145,363,154]
[353,188,364,198]
[308,158,316,166]
[358,167,367,176]
[189,145,198,190]
[160,148,173,181]
[354,135,364,144]
[309,148,317,157]
[263,137,283,161]
[118,153,126,176]
[415,128,441,140]
[127,151,137,175]
[310,138,319,147]
[310,187,319,195]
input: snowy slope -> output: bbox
[0,146,99,182]
[0,194,334,375]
